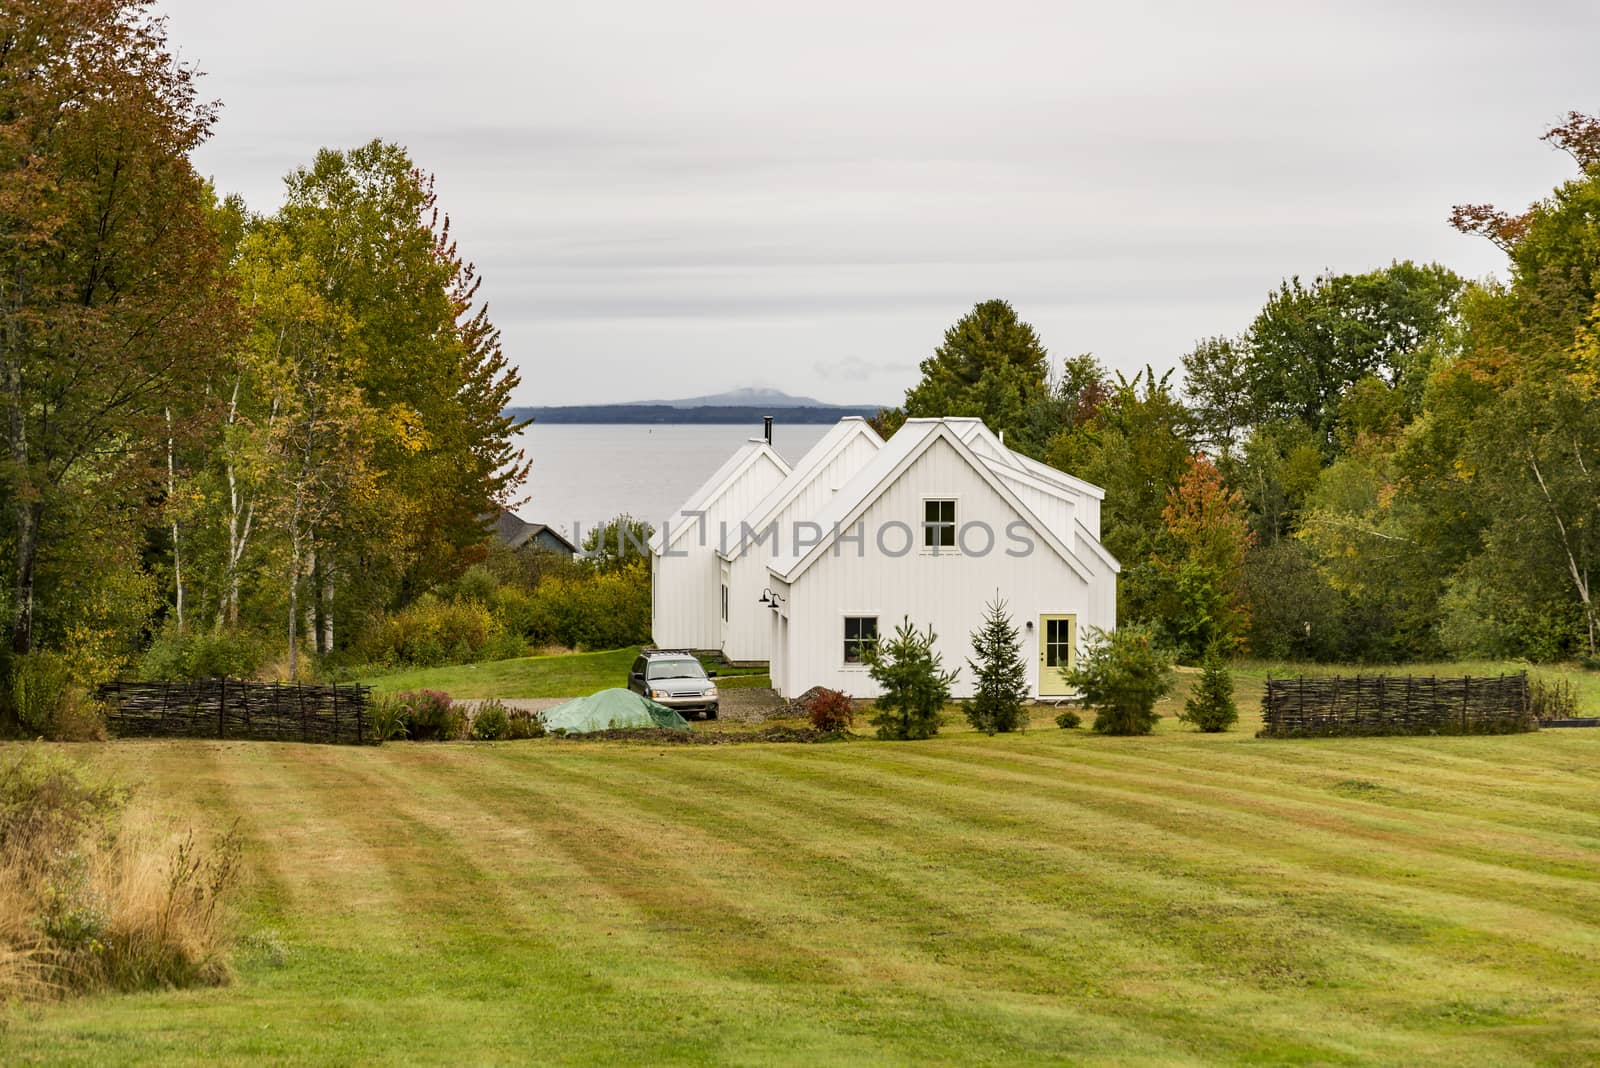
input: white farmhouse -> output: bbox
[715,418,883,663]
[648,435,789,651]
[652,416,1118,698]
[761,417,1118,700]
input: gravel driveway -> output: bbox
[459,688,786,724]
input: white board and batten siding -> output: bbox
[765,421,1117,700]
[719,420,882,662]
[649,440,789,651]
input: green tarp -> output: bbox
[541,688,692,734]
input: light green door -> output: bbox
[1038,615,1076,696]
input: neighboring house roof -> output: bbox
[765,418,1101,584]
[717,417,883,562]
[490,510,578,553]
[649,438,791,554]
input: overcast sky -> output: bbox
[159,1,1595,407]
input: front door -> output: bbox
[1038,615,1076,696]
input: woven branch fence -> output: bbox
[97,678,376,745]
[1260,672,1535,738]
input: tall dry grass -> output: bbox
[0,746,241,1003]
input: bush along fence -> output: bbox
[1259,673,1535,738]
[97,678,376,745]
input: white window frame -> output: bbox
[922,497,957,553]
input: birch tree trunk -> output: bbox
[166,407,184,632]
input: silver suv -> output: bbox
[628,649,719,719]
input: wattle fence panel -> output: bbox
[1259,673,1534,738]
[97,679,376,745]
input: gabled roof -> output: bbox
[488,510,578,553]
[948,418,1106,501]
[649,438,790,554]
[766,418,1098,584]
[526,522,578,554]
[717,417,883,562]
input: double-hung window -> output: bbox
[924,499,956,549]
[843,616,878,664]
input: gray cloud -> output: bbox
[160,0,1595,406]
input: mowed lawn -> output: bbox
[5,707,1599,1065]
[359,646,770,698]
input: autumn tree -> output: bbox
[1150,455,1255,659]
[0,1,235,707]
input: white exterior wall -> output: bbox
[651,452,787,650]
[772,436,1116,699]
[721,432,879,662]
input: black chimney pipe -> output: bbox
[763,415,773,445]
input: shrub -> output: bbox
[863,617,958,741]
[1065,625,1174,736]
[471,699,511,741]
[392,690,464,741]
[12,651,71,736]
[1179,645,1238,732]
[356,597,497,668]
[506,709,546,740]
[139,625,268,682]
[0,748,239,1002]
[964,595,1029,734]
[805,689,854,733]
[1528,676,1579,722]
[1054,708,1082,729]
[368,694,410,741]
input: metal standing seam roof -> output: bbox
[648,439,791,554]
[717,417,884,562]
[764,418,1103,584]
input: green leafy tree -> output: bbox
[1184,263,1464,453]
[581,515,654,574]
[863,617,958,740]
[964,595,1029,734]
[1064,625,1173,736]
[0,0,235,698]
[1052,368,1195,625]
[1179,646,1237,732]
[902,299,1051,440]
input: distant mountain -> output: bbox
[642,387,830,409]
[509,386,887,425]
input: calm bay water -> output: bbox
[511,423,830,540]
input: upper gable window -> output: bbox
[923,499,956,548]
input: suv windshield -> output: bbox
[646,658,707,681]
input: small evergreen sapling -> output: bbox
[1180,646,1238,732]
[1064,625,1174,736]
[863,617,958,740]
[965,595,1030,734]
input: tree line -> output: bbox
[1,2,527,729]
[873,112,1600,666]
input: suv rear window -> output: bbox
[645,658,706,681]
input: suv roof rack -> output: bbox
[640,647,697,656]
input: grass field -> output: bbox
[4,699,1598,1065]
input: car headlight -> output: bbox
[705,686,718,698]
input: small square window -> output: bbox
[924,499,956,548]
[843,616,878,664]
